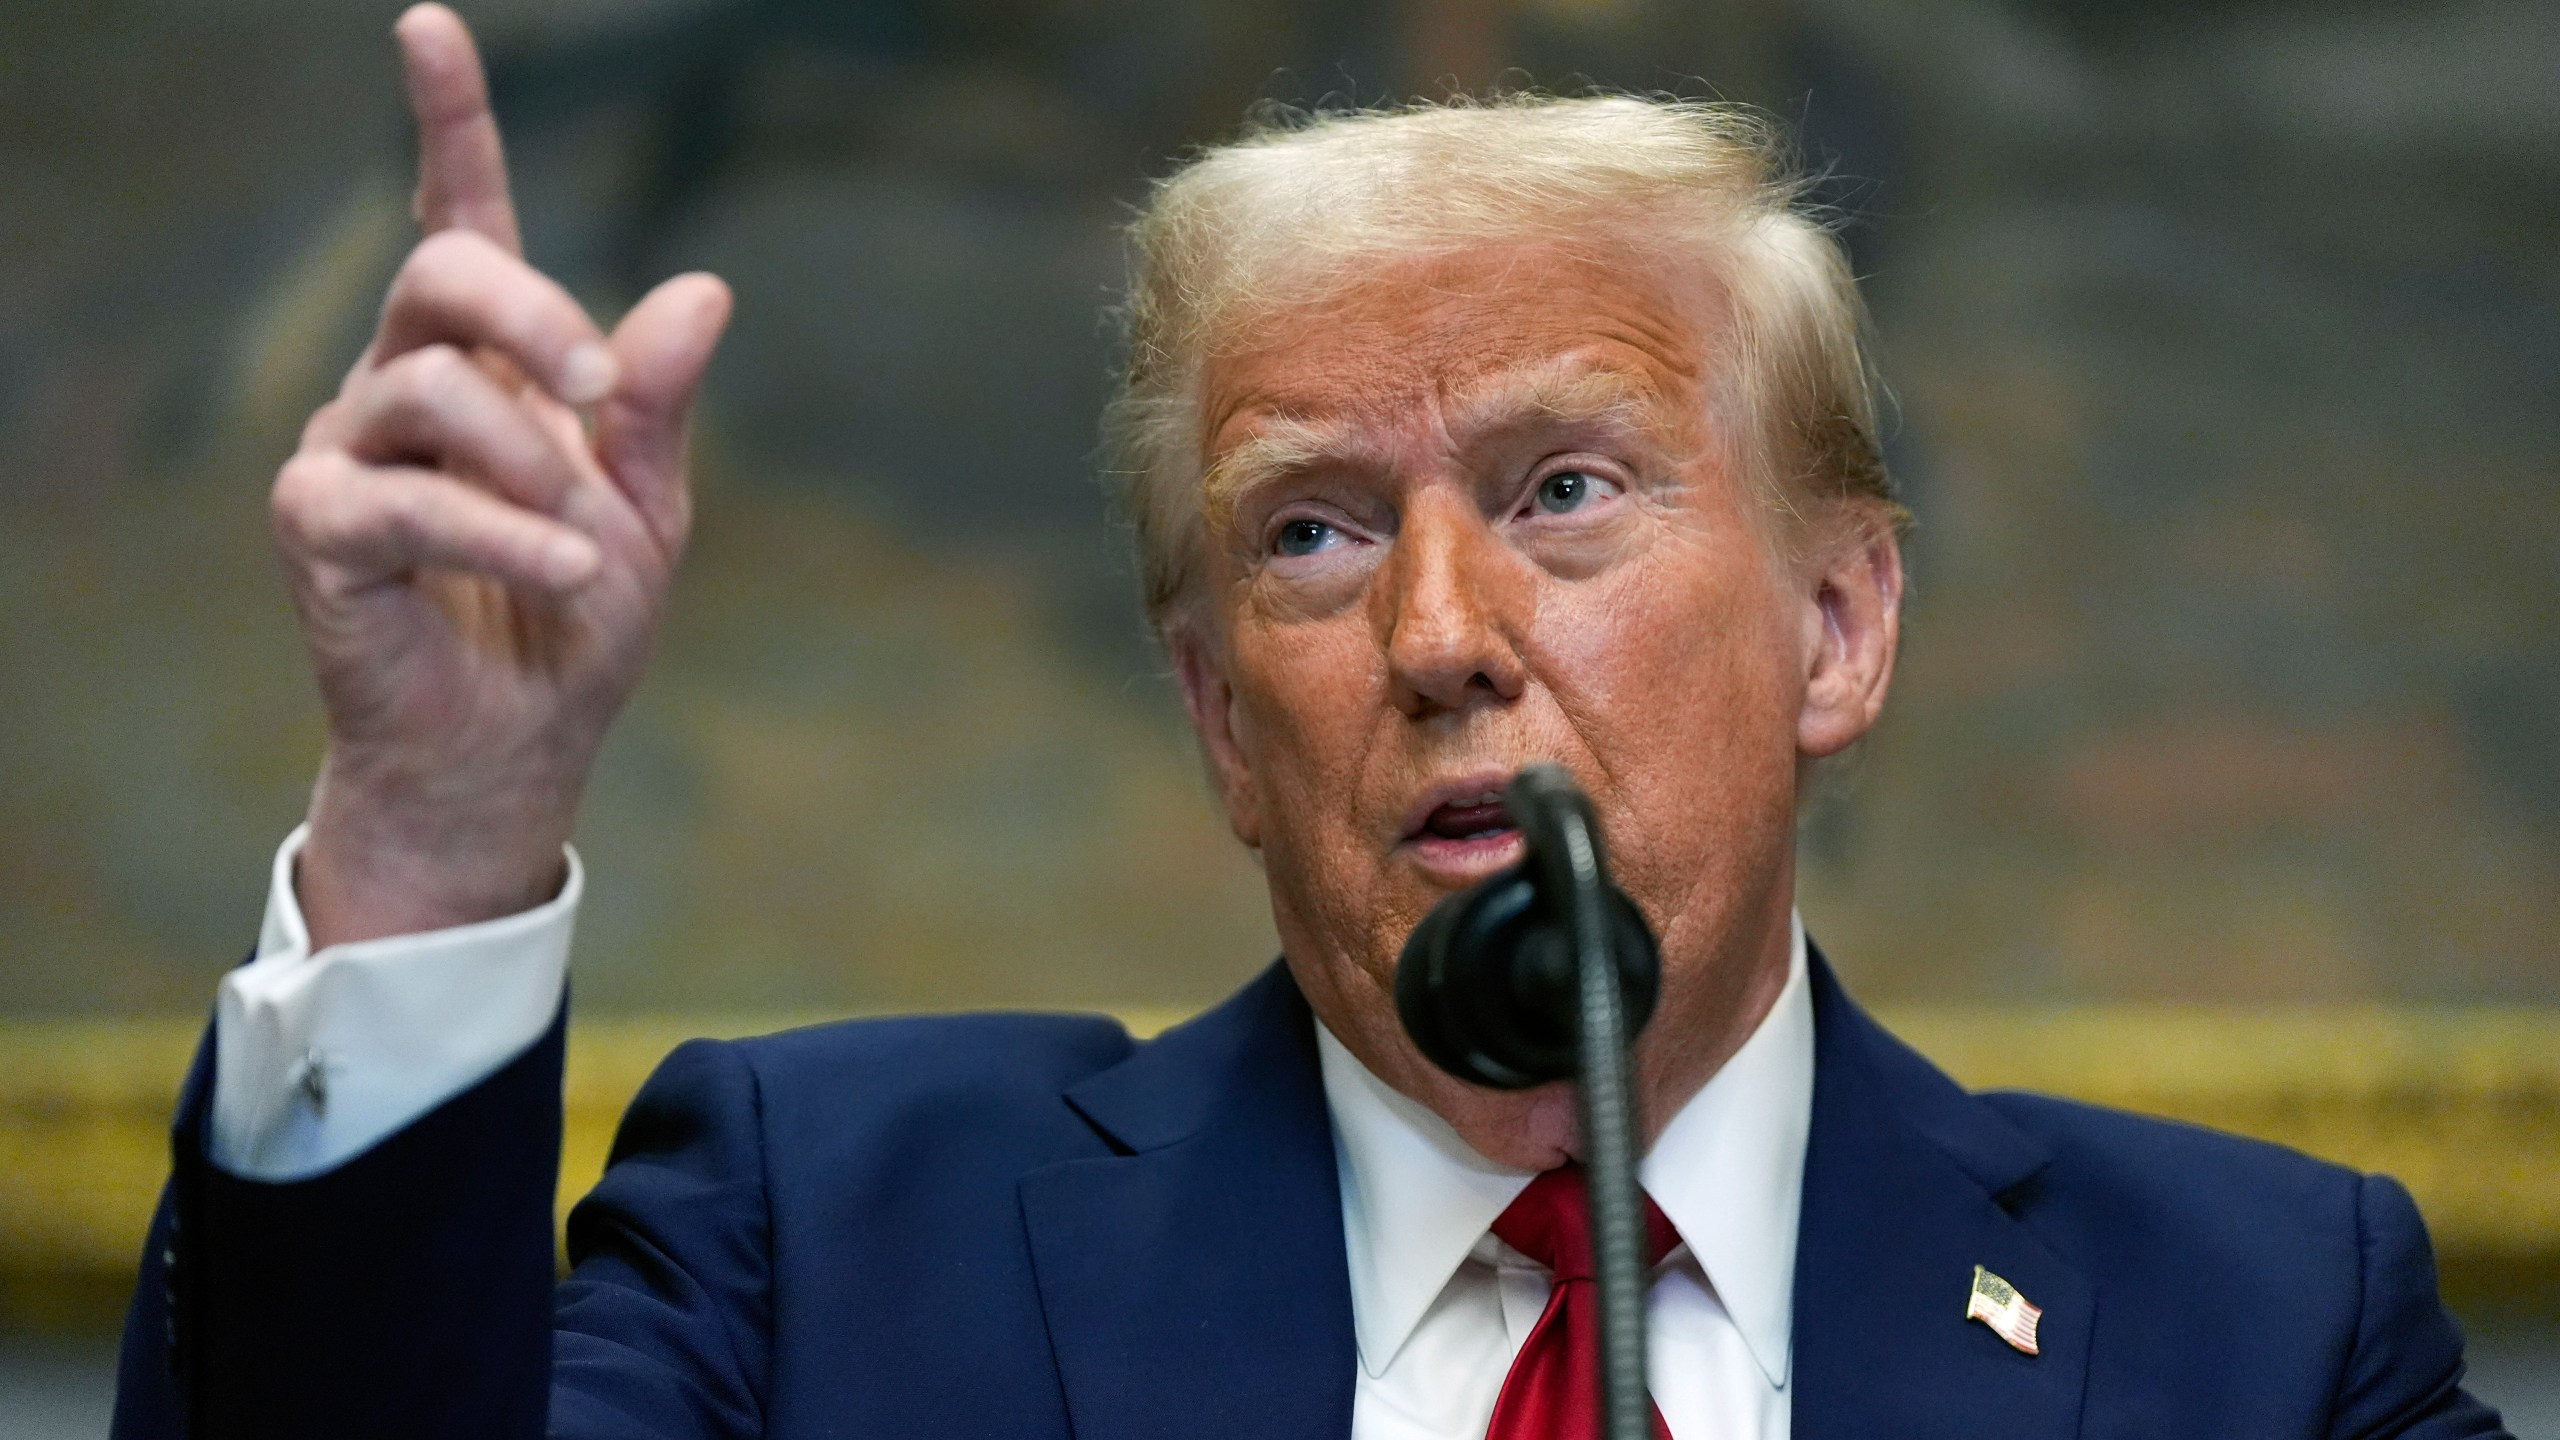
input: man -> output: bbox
[114,7,2506,1438]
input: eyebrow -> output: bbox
[1198,361,1687,525]
[1198,411,1384,527]
[1444,359,1672,443]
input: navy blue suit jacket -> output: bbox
[113,952,2508,1439]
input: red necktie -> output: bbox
[1485,1163,1682,1440]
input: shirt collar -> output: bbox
[1316,913,1814,1389]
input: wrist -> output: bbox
[298,750,581,948]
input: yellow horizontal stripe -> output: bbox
[3,1007,2553,1306]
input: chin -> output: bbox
[1442,1080,1583,1171]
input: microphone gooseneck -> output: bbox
[1394,769,1658,1090]
[1393,763,1660,1440]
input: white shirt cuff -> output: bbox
[209,823,580,1181]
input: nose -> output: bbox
[1377,489,1529,719]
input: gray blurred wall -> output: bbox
[2,0,2554,1014]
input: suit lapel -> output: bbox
[1792,953,2092,1440]
[1018,948,2095,1440]
[1020,963,1355,1440]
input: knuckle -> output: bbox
[384,344,473,412]
[404,227,488,286]
[412,342,474,395]
[273,454,352,548]
[369,484,432,555]
[269,459,317,539]
[300,398,346,449]
[392,241,447,302]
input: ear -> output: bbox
[1796,522,1904,759]
[1166,620,1264,849]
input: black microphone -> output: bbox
[1393,762,1661,1440]
[1395,764,1660,1089]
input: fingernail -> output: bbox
[558,343,617,406]
[544,535,602,588]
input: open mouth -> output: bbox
[1419,793,1514,844]
[1399,778,1528,876]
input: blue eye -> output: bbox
[1535,470,1600,514]
[1274,518,1338,557]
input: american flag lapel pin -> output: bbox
[1966,1264,2043,1355]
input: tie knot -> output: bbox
[1490,1163,1679,1283]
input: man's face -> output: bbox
[1173,240,1895,1165]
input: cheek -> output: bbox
[1227,617,1387,817]
[1544,531,1797,731]
[1532,532,1805,870]
[1226,615,1415,973]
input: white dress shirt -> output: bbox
[210,825,580,1179]
[1320,917,1810,1440]
[210,832,1812,1439]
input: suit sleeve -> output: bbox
[113,1008,566,1440]
[2327,1173,2513,1440]
[546,1039,775,1440]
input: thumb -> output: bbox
[597,272,733,550]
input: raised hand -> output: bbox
[277,4,731,948]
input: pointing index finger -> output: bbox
[397,4,521,254]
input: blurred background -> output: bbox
[1,0,2553,1431]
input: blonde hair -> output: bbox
[1104,93,1903,629]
